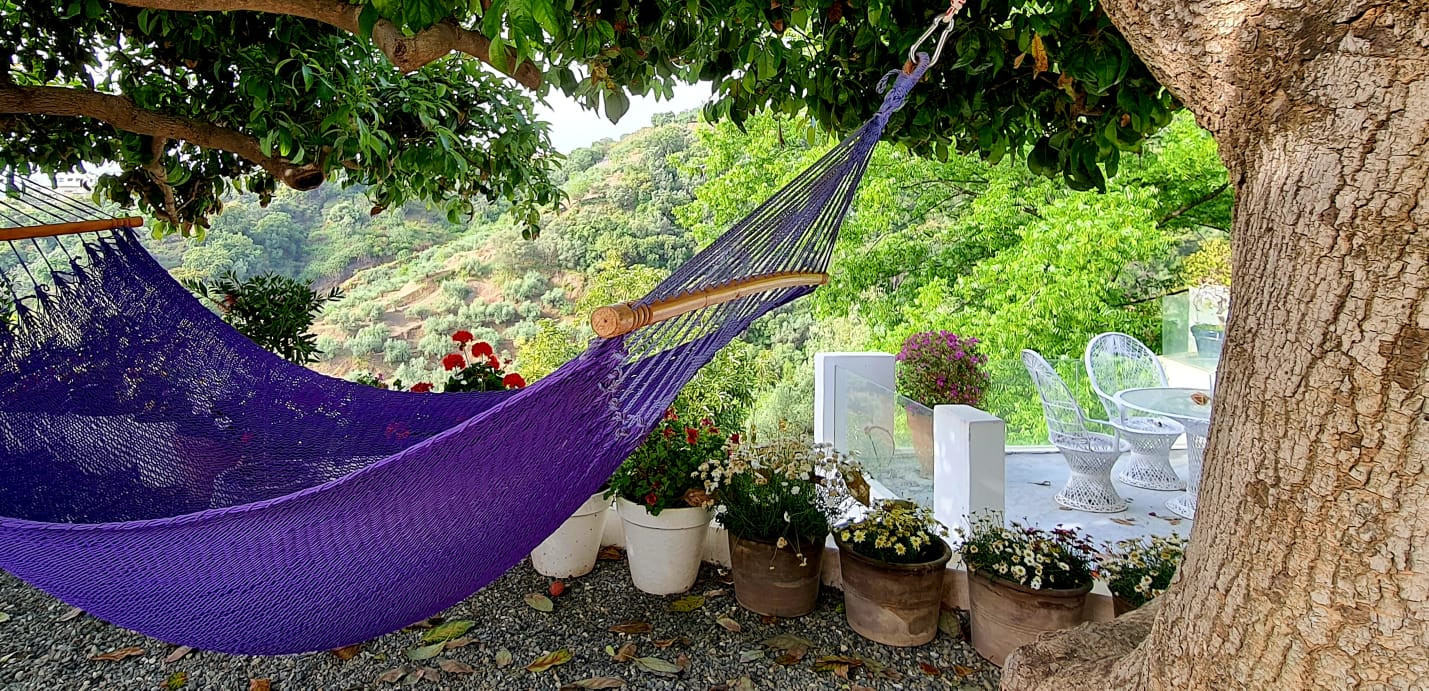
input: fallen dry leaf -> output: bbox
[494,648,514,668]
[760,614,778,625]
[438,659,475,674]
[161,671,187,690]
[738,649,764,663]
[164,646,194,664]
[423,619,475,643]
[761,634,814,651]
[613,642,638,662]
[525,592,555,613]
[330,644,361,661]
[608,621,652,635]
[938,610,962,639]
[561,677,626,689]
[414,667,441,682]
[375,668,405,684]
[953,663,978,678]
[403,616,442,631]
[1190,391,1210,406]
[675,653,690,671]
[597,546,625,561]
[774,646,808,666]
[633,656,681,676]
[703,588,728,599]
[731,677,756,691]
[248,680,271,691]
[444,636,474,650]
[814,654,864,679]
[1111,517,1137,526]
[91,646,145,662]
[852,685,876,691]
[1031,480,1053,486]
[669,595,704,612]
[405,642,446,661]
[57,607,83,622]
[652,637,689,649]
[862,657,903,681]
[715,615,742,633]
[715,569,734,585]
[525,649,573,673]
[919,662,942,676]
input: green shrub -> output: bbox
[383,339,413,365]
[348,324,390,357]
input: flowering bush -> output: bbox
[439,331,527,392]
[697,424,860,562]
[956,512,1095,591]
[895,331,990,407]
[607,409,727,515]
[838,499,949,565]
[1100,534,1186,607]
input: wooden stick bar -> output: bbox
[0,216,144,242]
[591,270,829,339]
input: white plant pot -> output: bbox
[530,493,611,579]
[616,497,712,595]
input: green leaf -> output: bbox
[603,90,630,124]
[405,642,446,661]
[357,3,380,40]
[422,619,474,643]
[669,595,704,612]
[524,592,554,612]
[633,656,681,676]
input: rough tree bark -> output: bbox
[0,85,323,191]
[109,0,542,88]
[1003,1,1428,689]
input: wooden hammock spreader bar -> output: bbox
[591,270,829,338]
[0,216,144,242]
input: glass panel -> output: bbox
[831,365,932,507]
[982,354,1101,447]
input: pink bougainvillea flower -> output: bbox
[409,382,434,393]
[451,330,474,344]
[442,353,466,371]
[503,373,527,389]
[472,341,495,357]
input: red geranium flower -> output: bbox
[442,353,466,371]
[487,355,501,369]
[662,427,676,439]
[503,373,527,389]
[472,341,494,357]
[644,492,658,507]
[685,427,699,445]
[729,433,741,444]
[663,408,678,421]
[451,330,474,344]
[409,382,434,393]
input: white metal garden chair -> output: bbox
[1021,349,1129,513]
[1084,332,1186,491]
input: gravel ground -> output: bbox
[0,555,999,690]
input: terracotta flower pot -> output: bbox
[728,533,824,618]
[966,568,1092,666]
[1112,594,1137,616]
[906,405,935,479]
[835,535,951,646]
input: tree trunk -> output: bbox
[1004,3,1429,688]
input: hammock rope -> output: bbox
[0,48,943,654]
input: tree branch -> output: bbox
[0,85,323,190]
[109,0,542,90]
[1158,182,1231,226]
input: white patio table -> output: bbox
[1114,387,1212,519]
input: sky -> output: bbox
[535,82,713,153]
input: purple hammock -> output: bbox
[0,58,931,654]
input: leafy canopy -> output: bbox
[4,0,1173,233]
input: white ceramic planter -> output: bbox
[616,497,712,595]
[530,493,611,578]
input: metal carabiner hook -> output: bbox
[905,0,965,70]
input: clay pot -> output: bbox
[616,498,711,595]
[530,492,610,578]
[1112,594,1137,617]
[728,533,824,618]
[906,405,935,479]
[967,568,1092,666]
[835,535,951,646]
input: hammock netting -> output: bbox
[0,58,931,654]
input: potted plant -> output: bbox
[698,425,854,617]
[1100,534,1186,615]
[895,331,990,478]
[835,499,952,646]
[607,409,725,595]
[956,512,1096,666]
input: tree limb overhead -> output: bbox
[108,0,542,89]
[0,85,323,190]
